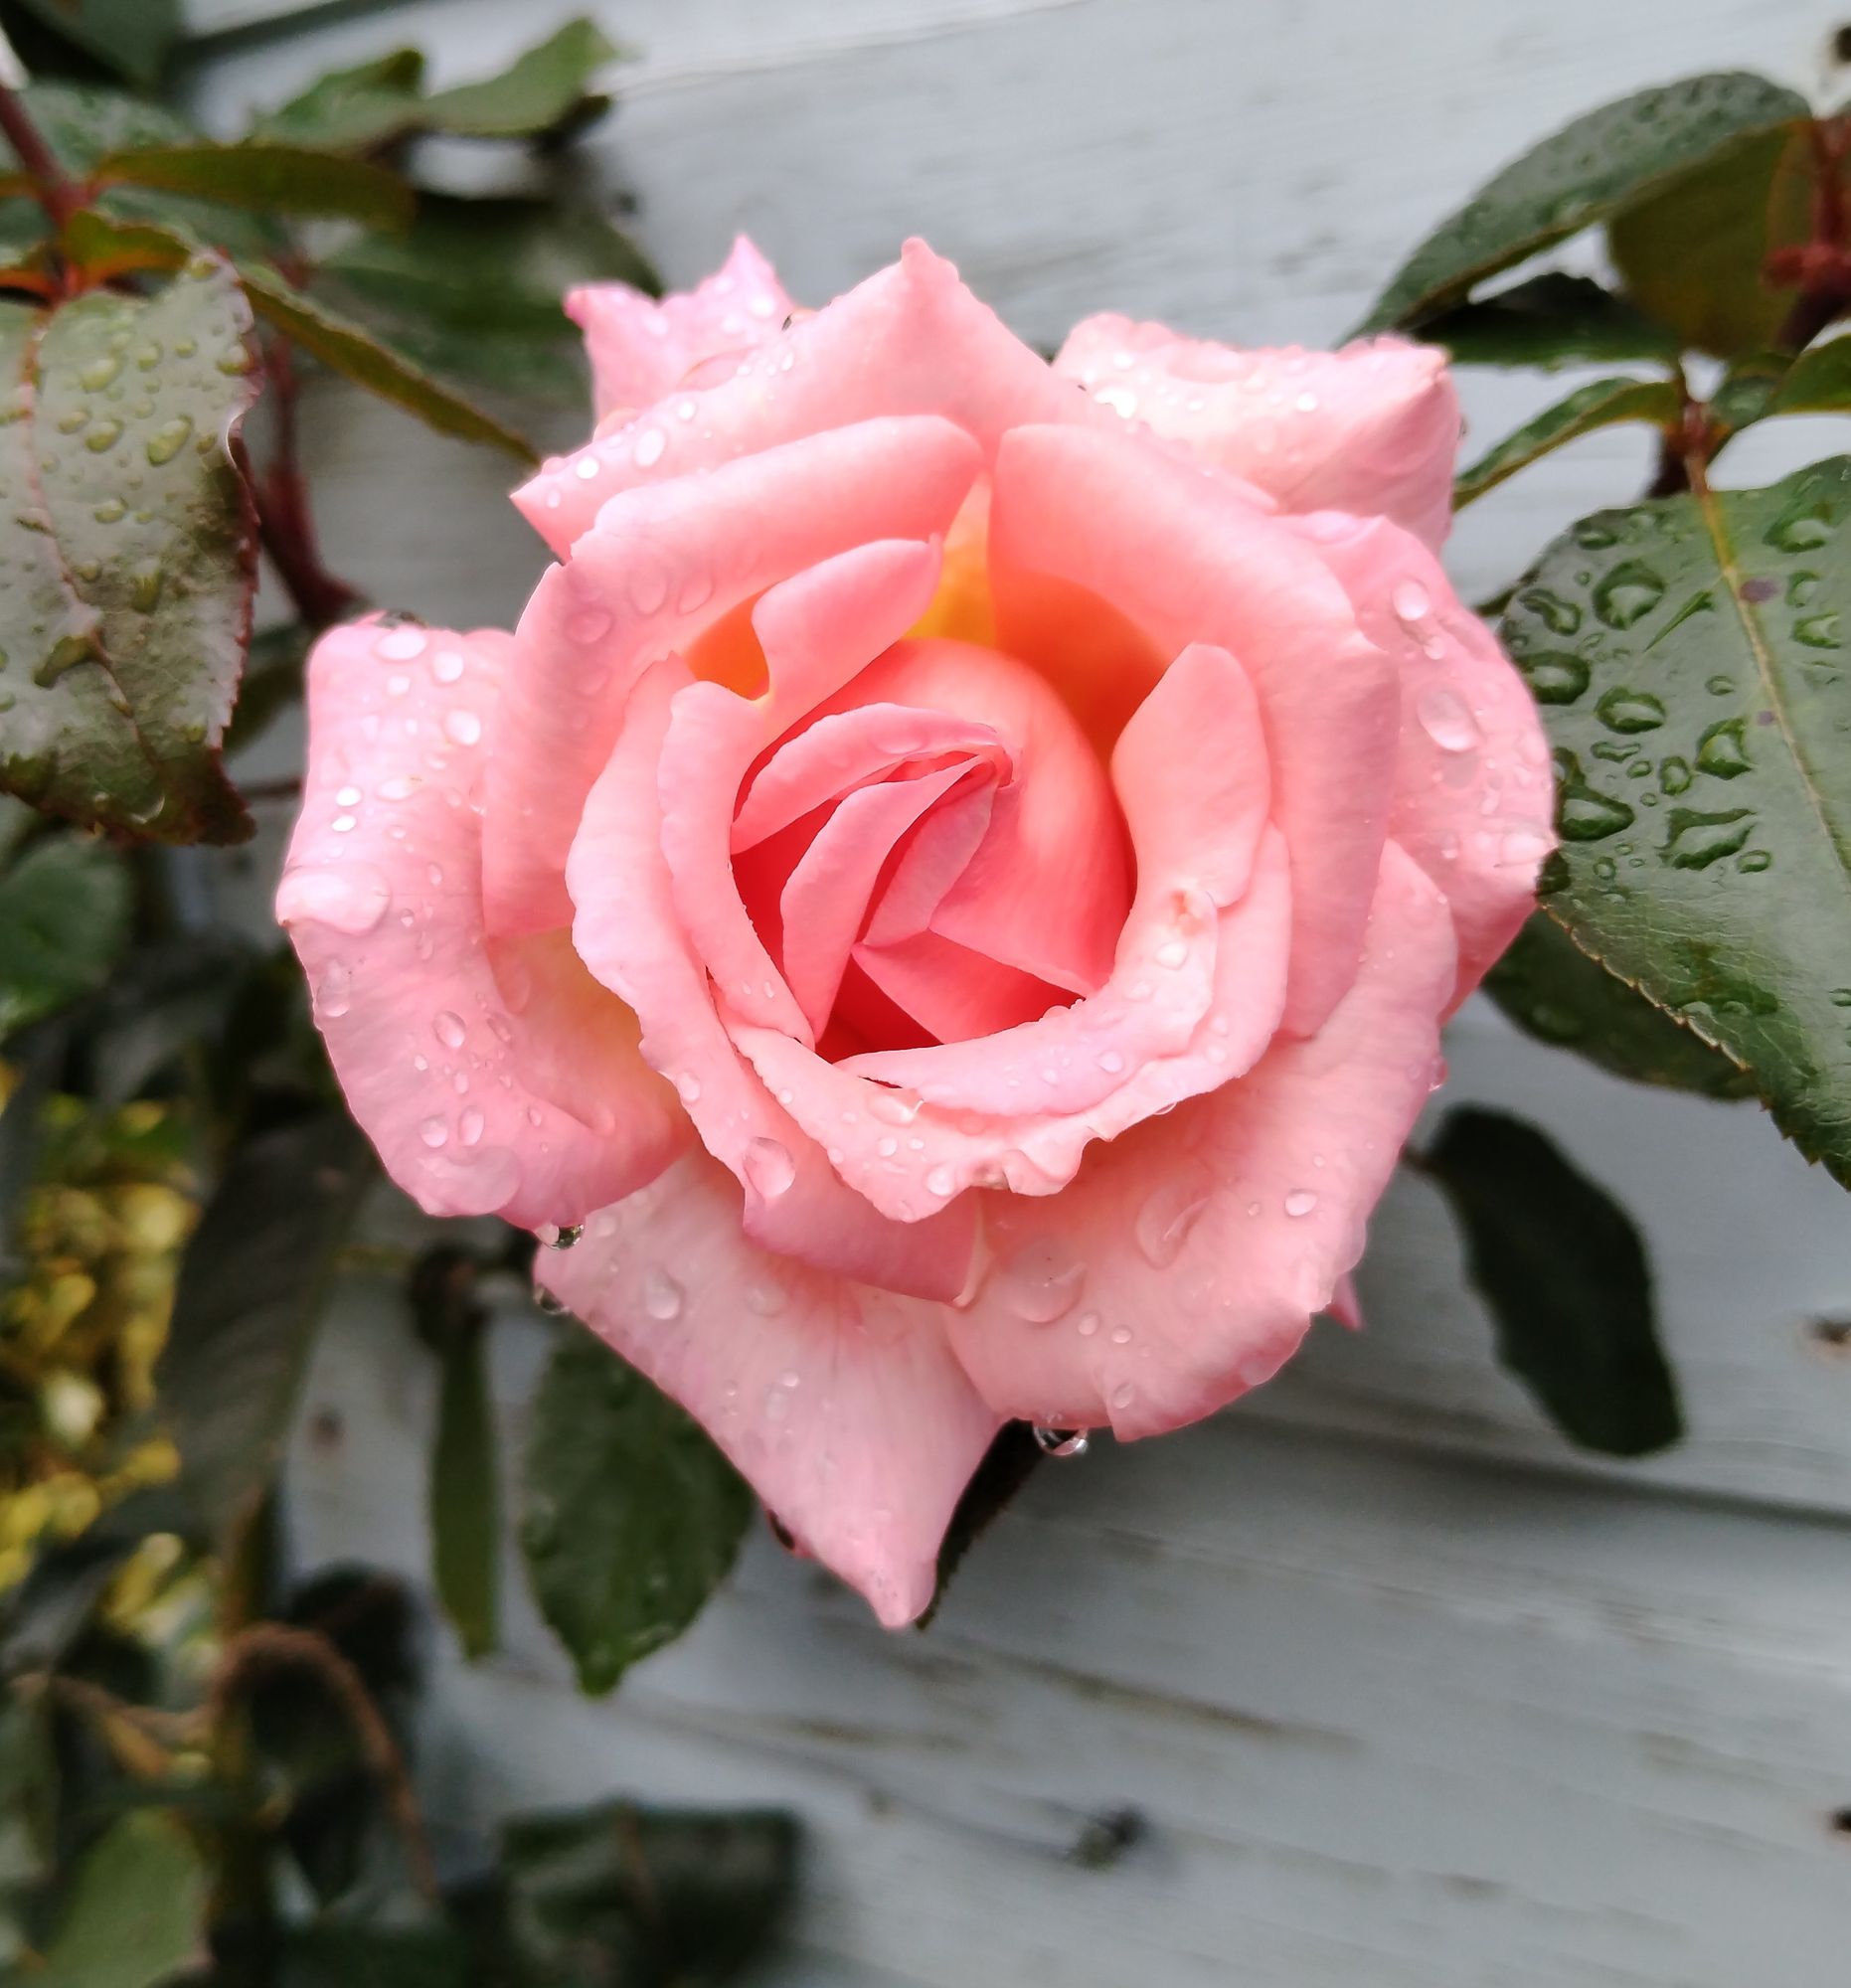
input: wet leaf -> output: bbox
[498,1798,797,1986]
[0,832,131,1039]
[1361,72,1808,333]
[1502,456,1851,1188]
[9,0,181,87]
[522,1334,751,1694]
[1453,376,1681,508]
[0,256,260,842]
[1485,911,1754,1096]
[1421,273,1681,371]
[1428,1107,1679,1456]
[36,1808,208,1988]
[157,1112,373,1552]
[423,18,621,140]
[93,142,414,231]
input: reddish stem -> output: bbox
[1770,116,1851,354]
[0,83,81,233]
[253,331,360,631]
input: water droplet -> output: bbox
[1155,937,1189,969]
[994,1239,1086,1323]
[1592,562,1664,629]
[1737,849,1771,873]
[543,1224,584,1249]
[1516,650,1590,704]
[1076,1311,1100,1337]
[1110,1383,1136,1410]
[1135,1174,1211,1267]
[1765,504,1832,552]
[420,1116,449,1149]
[1283,1188,1318,1218]
[642,1268,684,1320]
[1031,1425,1089,1458]
[434,1011,466,1049]
[84,418,121,453]
[675,1072,702,1104]
[743,1136,795,1199]
[868,1086,922,1125]
[444,709,482,746]
[1696,718,1751,777]
[1517,587,1582,635]
[431,647,465,683]
[1393,579,1431,626]
[379,626,427,662]
[925,1163,958,1198]
[1661,806,1754,869]
[633,426,667,467]
[330,813,357,834]
[79,353,120,392]
[1795,611,1843,650]
[1595,687,1665,734]
[569,606,612,645]
[1706,674,1736,696]
[144,415,193,466]
[1554,753,1635,842]
[459,1106,485,1147]
[316,963,352,1018]
[1659,755,1692,795]
[1417,686,1480,751]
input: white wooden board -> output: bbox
[172,0,1851,1978]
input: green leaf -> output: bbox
[278,1925,473,1988]
[1420,273,1682,370]
[1427,1106,1680,1456]
[9,0,182,87]
[499,1798,798,1985]
[0,1689,53,1969]
[157,1112,373,1552]
[1608,120,1812,358]
[63,212,538,463]
[254,48,429,152]
[93,142,414,231]
[522,1334,752,1694]
[1453,376,1681,508]
[1360,72,1808,333]
[1484,911,1755,1096]
[1765,332,1851,417]
[423,18,620,140]
[0,256,261,843]
[0,832,131,1039]
[37,1808,208,1988]
[1502,456,1851,1189]
[924,1421,1041,1628]
[421,1260,500,1659]
[225,621,312,756]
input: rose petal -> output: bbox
[517,239,1101,556]
[483,416,980,937]
[991,422,1399,1035]
[277,618,686,1227]
[1056,315,1460,551]
[539,1152,1003,1627]
[567,237,794,422]
[945,839,1457,1432]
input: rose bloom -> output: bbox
[278,238,1551,1625]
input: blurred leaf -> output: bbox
[1765,332,1851,417]
[522,1335,751,1694]
[65,211,537,462]
[225,621,312,758]
[1427,1106,1680,1456]
[499,1798,797,1986]
[93,142,414,231]
[8,0,181,86]
[1708,349,1788,442]
[1608,120,1812,358]
[0,834,131,1039]
[1421,273,1681,370]
[1361,72,1808,333]
[157,1113,373,1552]
[415,1248,498,1660]
[1485,911,1755,1096]
[0,256,259,843]
[253,48,429,152]
[1454,376,1680,508]
[36,1807,207,1988]
[277,1923,472,1987]
[924,1421,1041,1627]
[0,1689,53,1967]
[1503,456,1851,1189]
[423,19,620,140]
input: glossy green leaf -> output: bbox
[1453,376,1680,508]
[10,0,182,86]
[499,1798,798,1985]
[1360,72,1808,333]
[37,1808,208,1988]
[93,142,414,230]
[0,833,131,1039]
[423,18,621,139]
[1502,456,1851,1188]
[158,1112,373,1552]
[1427,1107,1679,1456]
[1608,120,1812,358]
[254,48,429,152]
[522,1334,752,1694]
[0,256,260,842]
[1765,333,1851,417]
[1420,273,1681,370]
[1484,911,1754,1096]
[63,212,537,462]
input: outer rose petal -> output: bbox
[945,841,1457,1435]
[1056,314,1460,551]
[567,237,794,423]
[538,1152,1004,1628]
[276,618,686,1228]
[483,416,980,937]
[1292,511,1555,1003]
[517,240,1104,557]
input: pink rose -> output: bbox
[278,240,1551,1626]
